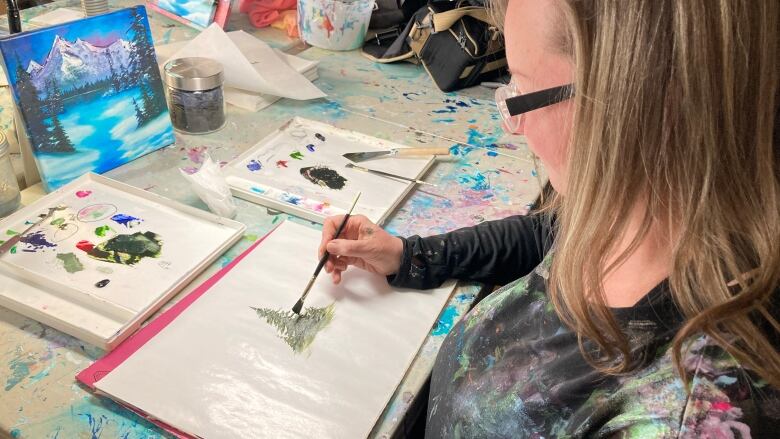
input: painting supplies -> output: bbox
[0,132,21,217]
[297,0,376,51]
[0,173,245,349]
[342,146,451,163]
[147,0,232,30]
[345,163,436,186]
[81,220,456,438]
[224,117,436,224]
[0,7,175,192]
[164,57,227,135]
[0,205,65,255]
[5,0,21,33]
[292,191,361,315]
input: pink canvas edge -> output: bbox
[76,223,282,437]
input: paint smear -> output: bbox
[83,232,163,266]
[306,144,316,152]
[5,358,31,391]
[252,303,335,353]
[290,151,304,160]
[276,160,288,168]
[55,252,84,273]
[431,305,460,336]
[50,217,65,226]
[250,186,266,194]
[95,279,110,288]
[96,266,113,274]
[110,214,143,228]
[246,160,262,172]
[300,166,347,190]
[75,190,92,198]
[19,231,57,251]
[94,225,114,237]
[77,204,117,222]
[6,229,19,236]
[314,133,326,141]
[280,193,303,205]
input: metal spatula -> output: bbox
[342,146,451,163]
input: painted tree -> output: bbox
[47,111,75,153]
[107,54,122,92]
[132,97,145,128]
[126,8,157,84]
[137,80,155,125]
[13,53,51,151]
[45,78,63,116]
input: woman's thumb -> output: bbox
[326,239,371,257]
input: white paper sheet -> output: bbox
[163,24,324,100]
[95,221,455,438]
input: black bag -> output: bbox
[363,0,506,92]
[369,0,427,29]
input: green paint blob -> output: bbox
[6,229,19,236]
[252,303,335,353]
[86,231,163,265]
[50,218,65,226]
[94,225,114,237]
[290,151,304,160]
[56,253,84,273]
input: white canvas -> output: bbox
[225,117,436,224]
[0,175,241,314]
[95,221,455,438]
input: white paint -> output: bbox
[95,220,455,438]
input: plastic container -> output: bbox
[163,57,226,135]
[0,132,21,218]
[298,0,376,51]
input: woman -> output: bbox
[321,0,779,437]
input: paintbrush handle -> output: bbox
[313,211,352,276]
[347,164,435,186]
[395,147,451,157]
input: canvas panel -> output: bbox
[147,0,218,29]
[95,220,455,438]
[0,7,175,192]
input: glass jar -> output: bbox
[0,131,21,218]
[163,57,226,135]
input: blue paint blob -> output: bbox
[431,305,460,336]
[433,106,458,114]
[281,193,303,205]
[246,160,262,172]
[433,118,455,124]
[19,231,57,251]
[458,171,491,191]
[531,169,538,177]
[110,214,143,228]
[250,186,266,194]
[306,144,316,152]
[10,429,20,438]
[487,151,498,157]
[455,100,470,108]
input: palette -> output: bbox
[82,220,456,438]
[0,173,245,349]
[224,117,437,224]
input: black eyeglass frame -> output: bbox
[505,83,575,116]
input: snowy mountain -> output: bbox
[27,35,135,94]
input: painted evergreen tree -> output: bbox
[45,78,63,116]
[13,53,51,151]
[47,111,75,153]
[107,54,122,92]
[138,80,155,125]
[251,304,335,353]
[126,8,157,84]
[132,98,145,128]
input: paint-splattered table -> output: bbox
[0,2,545,438]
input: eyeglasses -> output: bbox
[495,82,575,133]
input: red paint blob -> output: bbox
[76,240,95,253]
[276,160,289,168]
[75,190,92,198]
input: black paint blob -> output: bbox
[300,166,348,190]
[314,133,326,142]
[95,279,111,288]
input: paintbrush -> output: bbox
[0,205,66,256]
[345,163,437,187]
[292,192,362,315]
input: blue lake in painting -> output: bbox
[35,87,175,190]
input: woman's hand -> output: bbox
[318,214,404,284]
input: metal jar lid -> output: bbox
[0,131,8,157]
[164,57,225,92]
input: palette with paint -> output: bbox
[0,173,245,349]
[224,117,437,224]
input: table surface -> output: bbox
[0,2,543,438]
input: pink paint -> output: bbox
[186,146,207,164]
[276,160,288,168]
[76,190,92,198]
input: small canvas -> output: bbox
[0,173,245,348]
[147,0,231,30]
[0,7,175,192]
[224,117,436,224]
[90,220,456,438]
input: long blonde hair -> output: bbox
[492,0,780,386]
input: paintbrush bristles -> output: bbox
[292,299,304,315]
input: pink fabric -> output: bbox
[244,0,297,28]
[76,225,281,438]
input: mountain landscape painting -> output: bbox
[0,6,174,191]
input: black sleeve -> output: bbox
[388,213,555,290]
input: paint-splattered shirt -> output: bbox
[389,214,780,438]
